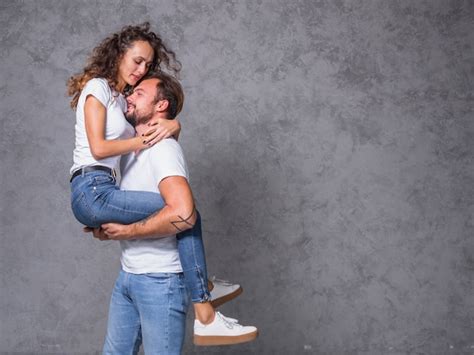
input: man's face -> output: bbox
[125,78,160,125]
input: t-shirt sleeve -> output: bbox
[81,78,111,108]
[149,139,189,186]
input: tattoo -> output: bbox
[135,206,196,233]
[137,210,159,226]
[171,206,196,232]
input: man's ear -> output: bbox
[155,99,169,113]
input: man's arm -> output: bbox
[101,176,197,240]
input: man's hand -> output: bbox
[83,226,109,241]
[101,223,135,240]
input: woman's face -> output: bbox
[117,40,154,91]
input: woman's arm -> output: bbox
[148,117,181,141]
[84,96,159,160]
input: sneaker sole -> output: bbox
[210,286,243,308]
[193,330,258,346]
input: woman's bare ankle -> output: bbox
[194,302,216,324]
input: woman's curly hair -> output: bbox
[67,22,181,109]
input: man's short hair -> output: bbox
[142,71,184,119]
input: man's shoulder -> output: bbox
[145,138,189,181]
[148,138,184,157]
[144,138,186,168]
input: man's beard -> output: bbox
[125,110,154,127]
[125,113,136,127]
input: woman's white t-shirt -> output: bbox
[70,78,135,174]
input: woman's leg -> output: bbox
[71,171,212,315]
[71,171,166,227]
[176,211,215,323]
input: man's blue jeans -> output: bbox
[103,270,189,354]
[70,170,210,303]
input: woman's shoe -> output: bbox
[208,277,243,308]
[194,311,258,346]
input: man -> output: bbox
[92,72,257,354]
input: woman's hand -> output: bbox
[138,126,166,148]
[134,118,181,153]
[146,117,181,141]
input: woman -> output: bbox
[68,23,257,346]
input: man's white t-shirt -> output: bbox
[70,78,135,174]
[119,138,189,274]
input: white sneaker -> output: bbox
[209,277,243,308]
[194,311,258,346]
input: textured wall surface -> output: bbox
[1,0,473,354]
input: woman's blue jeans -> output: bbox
[70,170,210,303]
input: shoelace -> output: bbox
[210,276,235,286]
[217,312,242,329]
[223,315,238,324]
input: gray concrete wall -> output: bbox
[1,0,473,354]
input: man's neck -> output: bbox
[135,123,150,137]
[135,113,168,136]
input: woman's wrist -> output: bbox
[162,118,181,137]
[133,135,145,151]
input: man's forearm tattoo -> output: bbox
[135,206,196,232]
[171,206,196,232]
[137,210,159,226]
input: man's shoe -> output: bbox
[209,277,243,308]
[194,311,258,346]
